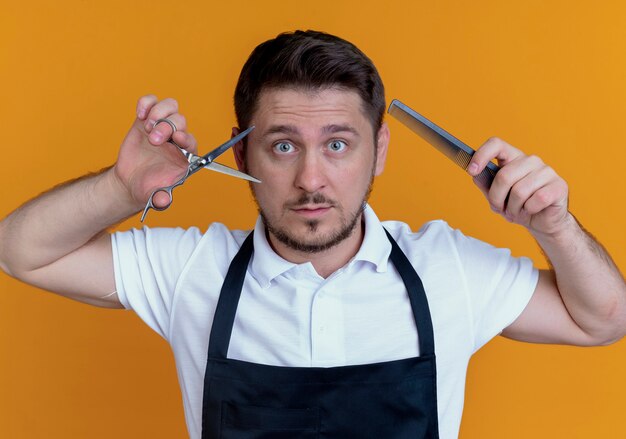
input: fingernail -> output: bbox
[137,108,146,119]
[145,120,155,132]
[151,131,163,142]
[468,163,478,175]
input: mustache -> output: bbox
[286,193,336,208]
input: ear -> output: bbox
[232,127,246,172]
[374,122,390,176]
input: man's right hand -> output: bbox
[0,95,197,308]
[114,95,198,211]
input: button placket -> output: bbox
[311,281,346,367]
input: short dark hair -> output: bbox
[234,30,385,133]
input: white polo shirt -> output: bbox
[112,205,538,439]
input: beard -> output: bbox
[244,142,379,254]
[254,180,374,254]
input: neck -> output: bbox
[267,217,365,279]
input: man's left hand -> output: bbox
[467,137,570,237]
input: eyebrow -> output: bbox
[261,124,360,140]
[263,125,299,138]
[322,124,360,136]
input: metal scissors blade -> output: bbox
[387,99,499,189]
[202,126,255,165]
[204,162,261,183]
[140,126,258,222]
[180,126,256,178]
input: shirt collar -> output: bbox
[248,204,391,288]
[350,204,391,273]
[249,216,298,289]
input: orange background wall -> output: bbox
[1,1,625,437]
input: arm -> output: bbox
[467,137,626,346]
[0,96,197,308]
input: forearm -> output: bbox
[0,166,139,277]
[532,212,626,343]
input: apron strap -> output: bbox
[207,232,254,359]
[384,229,435,356]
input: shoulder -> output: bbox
[380,218,515,269]
[381,218,467,250]
[111,222,251,264]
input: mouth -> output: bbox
[291,205,333,218]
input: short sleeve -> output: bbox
[447,228,539,352]
[111,226,202,340]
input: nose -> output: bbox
[294,150,327,193]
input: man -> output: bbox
[0,30,624,439]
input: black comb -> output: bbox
[387,99,499,189]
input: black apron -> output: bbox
[201,230,439,438]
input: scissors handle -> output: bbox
[140,167,192,222]
[139,123,256,222]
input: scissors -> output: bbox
[140,119,260,221]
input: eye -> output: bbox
[328,140,347,152]
[274,142,294,153]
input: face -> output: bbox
[234,87,389,255]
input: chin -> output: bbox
[267,220,360,254]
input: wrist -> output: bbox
[530,212,581,246]
[97,167,143,220]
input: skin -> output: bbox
[232,87,388,277]
[0,90,624,346]
[466,138,626,344]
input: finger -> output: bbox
[149,113,188,145]
[505,164,555,218]
[171,131,198,155]
[467,137,524,176]
[144,98,180,133]
[151,190,173,209]
[136,95,158,120]
[472,175,490,199]
[489,154,544,212]
[523,180,568,216]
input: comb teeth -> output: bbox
[474,166,497,189]
[453,150,473,170]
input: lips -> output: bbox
[293,204,332,210]
[291,205,332,218]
